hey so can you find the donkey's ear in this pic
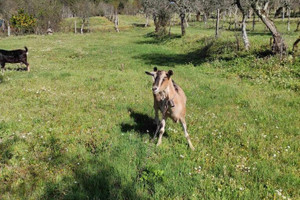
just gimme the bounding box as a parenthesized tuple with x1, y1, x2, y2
(153, 67, 158, 72)
(167, 70, 173, 77)
(145, 71, 154, 76)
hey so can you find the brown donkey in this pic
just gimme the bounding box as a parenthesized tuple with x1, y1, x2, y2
(145, 67, 195, 150)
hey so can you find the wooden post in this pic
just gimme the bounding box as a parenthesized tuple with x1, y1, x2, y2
(287, 8, 290, 31)
(145, 14, 149, 27)
(2, 19, 5, 32)
(215, 9, 220, 38)
(7, 21, 10, 37)
(114, 10, 119, 32)
(180, 12, 186, 36)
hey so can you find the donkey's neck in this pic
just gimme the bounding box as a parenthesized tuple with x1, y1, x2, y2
(159, 79, 177, 100)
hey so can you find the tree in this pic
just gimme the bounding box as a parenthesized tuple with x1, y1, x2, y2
(250, 0, 287, 55)
(72, 0, 94, 34)
(0, 0, 18, 36)
(172, 0, 193, 36)
(236, 0, 250, 50)
(142, 0, 174, 35)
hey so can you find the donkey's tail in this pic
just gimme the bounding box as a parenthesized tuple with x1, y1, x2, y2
(24, 46, 28, 52)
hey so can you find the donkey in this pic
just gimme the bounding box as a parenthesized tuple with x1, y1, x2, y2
(145, 67, 195, 150)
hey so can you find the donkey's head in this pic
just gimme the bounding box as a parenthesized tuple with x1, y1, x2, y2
(145, 67, 173, 94)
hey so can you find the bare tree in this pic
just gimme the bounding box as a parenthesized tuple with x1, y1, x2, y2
(0, 0, 18, 36)
(250, 0, 287, 55)
(72, 0, 93, 34)
(142, 0, 173, 35)
(236, 0, 250, 50)
(172, 0, 193, 36)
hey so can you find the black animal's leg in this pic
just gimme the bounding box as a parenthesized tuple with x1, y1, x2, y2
(23, 61, 30, 72)
(1, 63, 5, 74)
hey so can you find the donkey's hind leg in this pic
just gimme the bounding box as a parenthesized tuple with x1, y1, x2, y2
(180, 118, 195, 150)
(152, 107, 160, 141)
(153, 122, 161, 141)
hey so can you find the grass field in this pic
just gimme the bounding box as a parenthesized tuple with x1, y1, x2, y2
(0, 16, 299, 199)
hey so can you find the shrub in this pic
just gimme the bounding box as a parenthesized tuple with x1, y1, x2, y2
(10, 9, 36, 34)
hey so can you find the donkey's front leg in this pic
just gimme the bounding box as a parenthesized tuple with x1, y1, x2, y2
(153, 121, 161, 141)
(157, 118, 166, 146)
(154, 107, 159, 125)
(152, 107, 160, 141)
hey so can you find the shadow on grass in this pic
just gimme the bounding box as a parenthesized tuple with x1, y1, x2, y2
(41, 158, 141, 200)
(120, 108, 157, 137)
(248, 32, 272, 36)
(136, 32, 182, 45)
(132, 23, 148, 27)
(134, 42, 214, 66)
(5, 66, 28, 71)
(254, 48, 274, 58)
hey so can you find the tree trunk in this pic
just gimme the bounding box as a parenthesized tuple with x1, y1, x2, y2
(185, 17, 189, 28)
(153, 14, 159, 33)
(7, 21, 10, 37)
(114, 10, 119, 33)
(241, 15, 250, 50)
(2, 19, 5, 33)
(282, 7, 285, 21)
(252, 11, 255, 31)
(180, 12, 186, 36)
(168, 16, 173, 36)
(145, 15, 149, 27)
(228, 9, 232, 30)
(87, 18, 90, 33)
(196, 11, 200, 21)
(251, 1, 287, 55)
(203, 12, 207, 25)
(287, 8, 290, 31)
(234, 6, 238, 30)
(75, 20, 77, 34)
(215, 9, 220, 38)
(292, 38, 300, 62)
(80, 18, 85, 34)
(236, 0, 250, 51)
(296, 21, 300, 32)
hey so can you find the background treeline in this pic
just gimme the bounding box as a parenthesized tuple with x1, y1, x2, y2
(0, 0, 300, 54)
(0, 0, 142, 34)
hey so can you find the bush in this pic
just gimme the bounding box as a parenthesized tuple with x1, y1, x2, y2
(10, 9, 36, 34)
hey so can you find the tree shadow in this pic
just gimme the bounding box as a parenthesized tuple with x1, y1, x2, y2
(136, 32, 182, 45)
(0, 136, 17, 165)
(133, 42, 214, 67)
(254, 48, 274, 58)
(132, 23, 148, 27)
(120, 108, 157, 137)
(248, 32, 272, 36)
(41, 158, 141, 200)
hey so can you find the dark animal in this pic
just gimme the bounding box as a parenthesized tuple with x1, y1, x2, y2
(0, 47, 30, 73)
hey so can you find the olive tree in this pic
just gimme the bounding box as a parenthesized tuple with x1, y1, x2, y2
(250, 0, 287, 55)
(235, 0, 251, 50)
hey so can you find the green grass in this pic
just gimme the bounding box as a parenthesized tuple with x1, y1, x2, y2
(0, 16, 299, 200)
